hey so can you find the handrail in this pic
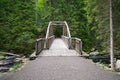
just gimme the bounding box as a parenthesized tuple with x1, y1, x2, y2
(36, 38, 45, 55)
(62, 35, 71, 48)
(64, 21, 71, 38)
(47, 35, 55, 39)
(71, 37, 82, 55)
(62, 36, 83, 54)
(45, 21, 52, 39)
(46, 35, 55, 49)
(36, 36, 55, 55)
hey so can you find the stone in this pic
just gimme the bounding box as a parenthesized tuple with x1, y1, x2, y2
(0, 56, 5, 60)
(29, 51, 37, 60)
(91, 48, 97, 52)
(80, 51, 89, 58)
(0, 67, 9, 72)
(5, 55, 17, 60)
(116, 60, 120, 71)
(90, 51, 99, 56)
(0, 60, 13, 66)
(0, 61, 3, 66)
(14, 58, 22, 63)
(0, 52, 19, 57)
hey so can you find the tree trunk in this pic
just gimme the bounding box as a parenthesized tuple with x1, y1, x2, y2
(109, 0, 114, 70)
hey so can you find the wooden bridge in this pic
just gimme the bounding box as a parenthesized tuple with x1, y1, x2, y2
(35, 21, 82, 56)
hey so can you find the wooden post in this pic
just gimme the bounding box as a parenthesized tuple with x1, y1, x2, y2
(110, 0, 114, 70)
(49, 26, 52, 36)
(36, 41, 38, 55)
(63, 26, 65, 36)
(51, 26, 53, 36)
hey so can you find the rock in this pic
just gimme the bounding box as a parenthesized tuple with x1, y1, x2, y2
(91, 48, 97, 52)
(14, 58, 22, 63)
(90, 51, 99, 56)
(81, 51, 89, 58)
(29, 51, 37, 60)
(89, 54, 110, 64)
(0, 51, 19, 57)
(0, 56, 5, 60)
(0, 60, 13, 66)
(116, 60, 120, 71)
(0, 67, 9, 72)
(0, 61, 3, 66)
(5, 56, 17, 60)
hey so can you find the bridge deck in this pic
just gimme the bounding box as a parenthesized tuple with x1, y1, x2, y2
(39, 39, 79, 56)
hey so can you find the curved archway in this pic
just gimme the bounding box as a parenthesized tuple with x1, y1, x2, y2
(45, 21, 71, 39)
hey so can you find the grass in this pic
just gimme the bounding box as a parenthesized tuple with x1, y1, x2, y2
(0, 53, 6, 60)
(0, 53, 6, 57)
(11, 62, 23, 72)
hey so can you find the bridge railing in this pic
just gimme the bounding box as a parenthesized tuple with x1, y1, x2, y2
(71, 38, 82, 55)
(36, 38, 45, 55)
(36, 35, 55, 55)
(62, 35, 82, 54)
(62, 35, 71, 49)
(46, 35, 55, 49)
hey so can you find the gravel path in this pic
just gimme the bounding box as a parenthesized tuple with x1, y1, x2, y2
(1, 57, 120, 80)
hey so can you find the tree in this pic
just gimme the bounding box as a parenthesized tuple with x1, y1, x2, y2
(109, 0, 114, 70)
(0, 0, 39, 55)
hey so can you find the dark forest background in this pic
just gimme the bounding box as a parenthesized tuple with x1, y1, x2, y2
(0, 0, 120, 55)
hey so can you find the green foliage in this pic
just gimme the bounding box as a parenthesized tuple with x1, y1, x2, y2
(36, 0, 91, 51)
(85, 0, 120, 54)
(0, 0, 120, 55)
(113, 0, 120, 50)
(85, 0, 110, 52)
(11, 62, 23, 72)
(0, 0, 39, 55)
